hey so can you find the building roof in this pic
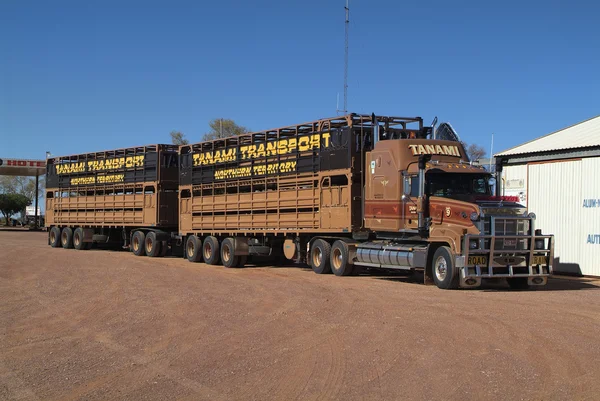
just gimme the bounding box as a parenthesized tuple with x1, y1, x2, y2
(496, 115, 600, 157)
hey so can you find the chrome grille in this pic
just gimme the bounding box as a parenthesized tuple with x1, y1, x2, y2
(483, 217, 531, 250)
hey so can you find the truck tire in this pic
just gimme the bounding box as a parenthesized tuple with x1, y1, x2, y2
(507, 277, 529, 290)
(145, 232, 161, 257)
(221, 238, 239, 268)
(431, 246, 459, 289)
(203, 236, 220, 265)
(131, 231, 146, 256)
(49, 227, 61, 248)
(73, 228, 86, 250)
(61, 227, 74, 249)
(310, 239, 332, 274)
(185, 235, 202, 262)
(331, 240, 352, 276)
(159, 241, 168, 257)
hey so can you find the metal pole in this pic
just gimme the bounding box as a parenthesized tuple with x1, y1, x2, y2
(343, 0, 349, 113)
(34, 173, 39, 229)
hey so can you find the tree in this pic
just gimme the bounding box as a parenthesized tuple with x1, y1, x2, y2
(0, 193, 31, 225)
(0, 176, 45, 205)
(170, 131, 189, 145)
(466, 143, 487, 162)
(460, 143, 486, 162)
(203, 118, 249, 141)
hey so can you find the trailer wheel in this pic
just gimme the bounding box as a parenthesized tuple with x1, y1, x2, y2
(507, 277, 529, 290)
(221, 238, 239, 268)
(61, 227, 74, 249)
(236, 255, 248, 268)
(185, 235, 202, 262)
(203, 236, 220, 265)
(131, 231, 146, 256)
(330, 240, 352, 276)
(145, 232, 161, 257)
(432, 246, 459, 289)
(310, 239, 332, 274)
(49, 227, 61, 248)
(73, 228, 86, 250)
(159, 241, 168, 257)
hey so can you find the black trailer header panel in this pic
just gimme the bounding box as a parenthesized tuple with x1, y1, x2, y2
(46, 144, 179, 188)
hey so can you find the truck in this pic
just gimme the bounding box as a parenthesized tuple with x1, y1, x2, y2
(45, 113, 554, 290)
(45, 144, 179, 255)
(178, 113, 554, 289)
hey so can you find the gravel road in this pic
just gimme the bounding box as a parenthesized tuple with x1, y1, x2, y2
(1, 231, 599, 400)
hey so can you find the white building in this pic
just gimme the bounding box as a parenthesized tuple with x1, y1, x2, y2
(495, 115, 600, 276)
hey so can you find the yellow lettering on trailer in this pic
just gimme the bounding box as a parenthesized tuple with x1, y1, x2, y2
(193, 132, 332, 166)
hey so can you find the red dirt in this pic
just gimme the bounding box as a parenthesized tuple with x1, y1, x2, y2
(1, 231, 599, 400)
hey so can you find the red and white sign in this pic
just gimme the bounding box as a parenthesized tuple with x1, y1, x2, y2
(0, 159, 45, 168)
(0, 158, 46, 177)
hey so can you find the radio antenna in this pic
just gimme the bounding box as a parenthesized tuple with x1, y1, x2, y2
(337, 0, 349, 114)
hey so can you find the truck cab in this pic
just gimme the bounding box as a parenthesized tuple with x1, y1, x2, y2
(360, 131, 553, 289)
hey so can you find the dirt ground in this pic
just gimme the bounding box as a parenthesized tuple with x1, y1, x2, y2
(1, 231, 599, 401)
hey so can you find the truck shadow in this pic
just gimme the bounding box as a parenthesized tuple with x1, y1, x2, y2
(375, 274, 600, 291)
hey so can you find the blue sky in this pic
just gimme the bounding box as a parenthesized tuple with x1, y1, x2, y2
(1, 0, 599, 159)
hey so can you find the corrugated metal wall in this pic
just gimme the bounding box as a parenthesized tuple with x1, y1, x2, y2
(527, 160, 584, 275)
(504, 159, 599, 276)
(578, 158, 600, 276)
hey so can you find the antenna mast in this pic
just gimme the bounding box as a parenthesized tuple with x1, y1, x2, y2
(338, 0, 349, 114)
(343, 0, 349, 113)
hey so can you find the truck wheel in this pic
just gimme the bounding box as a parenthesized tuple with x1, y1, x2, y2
(236, 255, 248, 268)
(73, 228, 86, 250)
(310, 239, 332, 274)
(203, 236, 220, 265)
(432, 246, 459, 289)
(159, 241, 168, 257)
(145, 232, 161, 257)
(507, 278, 529, 290)
(49, 227, 61, 248)
(131, 231, 146, 256)
(331, 240, 352, 276)
(61, 227, 74, 249)
(185, 235, 202, 262)
(221, 238, 239, 268)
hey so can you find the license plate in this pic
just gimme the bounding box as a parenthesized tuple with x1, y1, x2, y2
(468, 256, 487, 265)
(532, 255, 546, 265)
(503, 239, 518, 247)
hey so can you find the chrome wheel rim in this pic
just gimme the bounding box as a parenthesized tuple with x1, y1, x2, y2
(312, 247, 322, 266)
(133, 236, 140, 251)
(332, 248, 342, 269)
(435, 256, 448, 281)
(187, 240, 194, 257)
(222, 244, 231, 263)
(203, 243, 212, 260)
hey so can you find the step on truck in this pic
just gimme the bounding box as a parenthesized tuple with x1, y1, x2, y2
(45, 144, 179, 256)
(178, 113, 554, 289)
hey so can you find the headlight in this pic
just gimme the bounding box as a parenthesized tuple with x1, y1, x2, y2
(469, 240, 478, 249)
(528, 212, 536, 219)
(470, 212, 480, 221)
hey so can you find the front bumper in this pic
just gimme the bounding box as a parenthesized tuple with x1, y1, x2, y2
(457, 233, 554, 288)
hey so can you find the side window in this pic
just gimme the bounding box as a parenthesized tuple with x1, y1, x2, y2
(410, 175, 420, 197)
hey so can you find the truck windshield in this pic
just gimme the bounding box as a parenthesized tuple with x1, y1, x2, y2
(426, 173, 491, 200)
